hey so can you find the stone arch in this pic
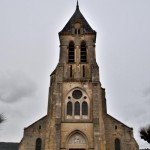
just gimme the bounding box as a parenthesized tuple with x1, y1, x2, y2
(65, 87, 89, 102)
(66, 130, 88, 150)
(81, 40, 86, 46)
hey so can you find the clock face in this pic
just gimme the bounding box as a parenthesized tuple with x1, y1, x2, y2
(72, 90, 82, 99)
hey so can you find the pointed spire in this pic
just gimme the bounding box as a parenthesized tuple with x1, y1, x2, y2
(59, 0, 96, 34)
(76, 0, 79, 10)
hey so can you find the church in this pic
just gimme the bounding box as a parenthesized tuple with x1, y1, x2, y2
(19, 2, 139, 150)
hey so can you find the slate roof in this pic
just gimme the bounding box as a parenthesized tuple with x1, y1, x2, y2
(60, 2, 96, 34)
(0, 142, 19, 150)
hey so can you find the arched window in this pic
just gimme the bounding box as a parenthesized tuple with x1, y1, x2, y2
(74, 102, 80, 115)
(82, 101, 88, 115)
(115, 138, 121, 150)
(65, 89, 89, 119)
(68, 41, 75, 63)
(35, 138, 42, 150)
(80, 41, 87, 63)
(67, 101, 72, 115)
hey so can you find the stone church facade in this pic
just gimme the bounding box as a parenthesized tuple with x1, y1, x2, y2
(19, 2, 139, 150)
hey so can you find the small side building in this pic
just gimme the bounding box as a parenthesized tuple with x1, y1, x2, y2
(0, 142, 19, 150)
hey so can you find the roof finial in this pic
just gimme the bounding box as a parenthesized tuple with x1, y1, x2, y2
(76, 0, 79, 9)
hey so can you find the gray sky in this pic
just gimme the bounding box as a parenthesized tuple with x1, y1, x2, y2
(0, 0, 150, 149)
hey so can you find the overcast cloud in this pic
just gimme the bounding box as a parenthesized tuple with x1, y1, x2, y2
(0, 0, 150, 149)
(0, 71, 36, 103)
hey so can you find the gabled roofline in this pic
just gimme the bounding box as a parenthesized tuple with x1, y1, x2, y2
(107, 114, 133, 130)
(24, 115, 47, 130)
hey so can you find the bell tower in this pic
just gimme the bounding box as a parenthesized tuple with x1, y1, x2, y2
(56, 2, 99, 82)
(46, 2, 107, 150)
(19, 2, 139, 150)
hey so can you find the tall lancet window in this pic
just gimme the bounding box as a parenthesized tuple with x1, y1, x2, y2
(67, 101, 72, 115)
(74, 101, 80, 115)
(35, 138, 42, 150)
(115, 138, 121, 150)
(68, 41, 75, 63)
(82, 101, 88, 115)
(80, 41, 87, 63)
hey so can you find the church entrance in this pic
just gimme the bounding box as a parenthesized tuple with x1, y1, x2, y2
(67, 132, 88, 150)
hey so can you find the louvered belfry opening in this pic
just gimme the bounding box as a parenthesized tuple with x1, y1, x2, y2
(68, 41, 75, 63)
(80, 41, 87, 63)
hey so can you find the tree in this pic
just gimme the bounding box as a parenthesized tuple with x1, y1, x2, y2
(0, 114, 5, 124)
(140, 125, 150, 144)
